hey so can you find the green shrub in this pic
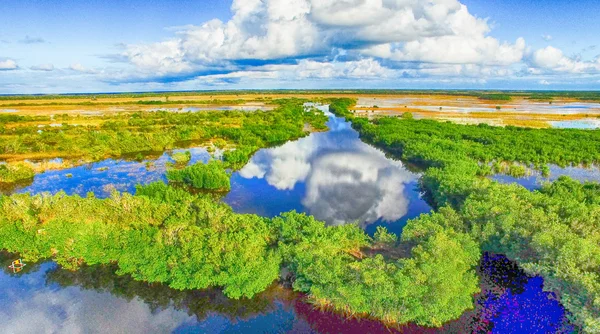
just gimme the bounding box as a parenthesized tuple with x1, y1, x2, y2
(166, 161, 231, 191)
(0, 163, 34, 183)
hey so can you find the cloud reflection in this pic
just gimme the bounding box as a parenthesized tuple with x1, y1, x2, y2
(238, 111, 417, 227)
(0, 288, 193, 334)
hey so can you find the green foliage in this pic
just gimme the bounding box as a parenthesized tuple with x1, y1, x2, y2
(478, 93, 512, 101)
(274, 211, 480, 326)
(0, 185, 281, 299)
(462, 178, 600, 332)
(0, 188, 482, 328)
(166, 161, 231, 191)
(0, 163, 34, 183)
(223, 146, 259, 170)
(507, 164, 527, 177)
(373, 226, 398, 245)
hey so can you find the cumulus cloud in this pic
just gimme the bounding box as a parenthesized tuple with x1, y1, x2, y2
(30, 63, 55, 71)
(541, 34, 553, 42)
(530, 46, 600, 73)
(0, 59, 18, 70)
(366, 37, 525, 66)
(118, 0, 526, 83)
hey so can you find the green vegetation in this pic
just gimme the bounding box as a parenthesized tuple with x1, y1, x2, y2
(0, 183, 479, 326)
(170, 151, 192, 165)
(277, 210, 479, 326)
(329, 98, 600, 332)
(478, 94, 512, 101)
(0, 99, 327, 166)
(3, 94, 600, 330)
(0, 163, 34, 183)
(166, 161, 231, 191)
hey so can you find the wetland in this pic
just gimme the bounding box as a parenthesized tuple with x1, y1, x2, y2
(1, 91, 600, 333)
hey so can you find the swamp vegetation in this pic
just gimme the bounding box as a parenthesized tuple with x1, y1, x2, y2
(0, 96, 599, 331)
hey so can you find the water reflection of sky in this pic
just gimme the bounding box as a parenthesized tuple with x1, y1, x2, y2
(0, 252, 572, 334)
(225, 106, 432, 235)
(493, 165, 600, 191)
(0, 259, 314, 334)
(9, 148, 216, 198)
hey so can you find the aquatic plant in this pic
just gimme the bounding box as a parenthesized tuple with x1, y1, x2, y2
(0, 99, 328, 178)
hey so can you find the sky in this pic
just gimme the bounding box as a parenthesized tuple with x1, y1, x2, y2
(1, 0, 599, 94)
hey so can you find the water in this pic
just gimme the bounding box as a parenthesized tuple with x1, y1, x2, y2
(0, 251, 571, 334)
(0, 105, 574, 332)
(550, 119, 600, 129)
(492, 165, 600, 191)
(225, 105, 431, 235)
(4, 148, 217, 198)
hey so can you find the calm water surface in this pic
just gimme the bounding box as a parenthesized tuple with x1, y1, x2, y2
(0, 105, 574, 332)
(492, 164, 600, 190)
(225, 106, 430, 235)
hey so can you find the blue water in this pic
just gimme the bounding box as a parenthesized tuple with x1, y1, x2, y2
(0, 251, 572, 334)
(551, 120, 599, 129)
(5, 147, 215, 198)
(225, 106, 431, 235)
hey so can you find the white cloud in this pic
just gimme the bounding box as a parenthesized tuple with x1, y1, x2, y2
(539, 80, 550, 85)
(0, 59, 18, 70)
(69, 63, 98, 74)
(367, 37, 525, 65)
(120, 0, 526, 81)
(290, 58, 394, 79)
(530, 46, 600, 73)
(30, 63, 55, 71)
(19, 35, 46, 44)
(542, 34, 553, 42)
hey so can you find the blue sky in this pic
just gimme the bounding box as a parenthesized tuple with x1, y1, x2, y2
(1, 0, 599, 94)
